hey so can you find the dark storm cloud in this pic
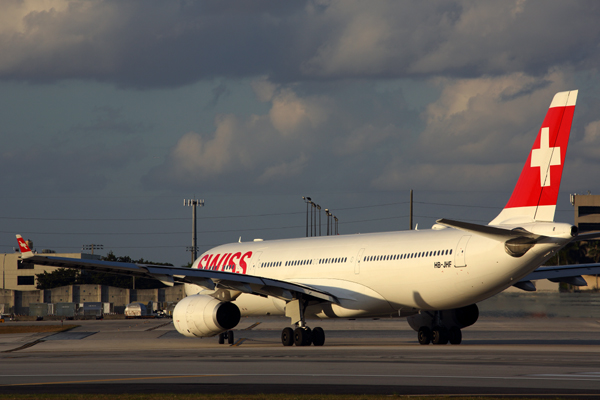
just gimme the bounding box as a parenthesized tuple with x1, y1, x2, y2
(2, 1, 600, 88)
(67, 106, 152, 135)
(0, 140, 143, 193)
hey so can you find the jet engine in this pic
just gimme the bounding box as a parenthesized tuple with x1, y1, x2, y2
(407, 304, 479, 332)
(173, 294, 241, 338)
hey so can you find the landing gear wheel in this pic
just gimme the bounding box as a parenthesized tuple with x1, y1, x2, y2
(281, 327, 294, 346)
(432, 327, 448, 345)
(418, 326, 431, 345)
(227, 330, 235, 345)
(311, 327, 325, 346)
(448, 327, 462, 345)
(304, 327, 312, 346)
(218, 332, 225, 344)
(294, 327, 312, 346)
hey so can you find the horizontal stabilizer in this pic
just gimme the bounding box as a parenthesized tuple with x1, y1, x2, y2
(520, 263, 600, 284)
(436, 219, 542, 241)
(513, 281, 536, 291)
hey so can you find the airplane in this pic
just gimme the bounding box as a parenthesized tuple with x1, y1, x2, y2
(17, 89, 598, 346)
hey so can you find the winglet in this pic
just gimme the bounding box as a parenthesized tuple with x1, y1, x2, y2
(16, 235, 34, 259)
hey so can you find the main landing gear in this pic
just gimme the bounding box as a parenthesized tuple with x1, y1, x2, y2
(417, 326, 462, 345)
(218, 330, 235, 345)
(281, 297, 326, 346)
(281, 326, 325, 346)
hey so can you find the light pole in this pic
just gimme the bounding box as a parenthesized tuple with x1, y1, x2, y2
(312, 202, 317, 237)
(410, 189, 413, 230)
(82, 244, 103, 255)
(325, 209, 330, 235)
(184, 199, 204, 264)
(317, 205, 321, 236)
(334, 216, 339, 235)
(309, 200, 313, 237)
(302, 196, 311, 237)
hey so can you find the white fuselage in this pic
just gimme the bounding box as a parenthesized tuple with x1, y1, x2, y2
(185, 224, 569, 319)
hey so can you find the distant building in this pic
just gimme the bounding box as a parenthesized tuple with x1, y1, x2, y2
(572, 194, 600, 233)
(571, 194, 600, 290)
(1, 246, 101, 291)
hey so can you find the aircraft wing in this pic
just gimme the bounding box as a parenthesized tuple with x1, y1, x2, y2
(513, 263, 600, 291)
(16, 236, 339, 305)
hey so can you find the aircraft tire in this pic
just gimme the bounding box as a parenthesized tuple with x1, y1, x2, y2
(418, 326, 431, 345)
(227, 330, 235, 345)
(218, 332, 225, 344)
(281, 327, 294, 346)
(449, 328, 462, 345)
(432, 327, 448, 345)
(294, 327, 312, 346)
(312, 327, 325, 346)
(303, 327, 312, 346)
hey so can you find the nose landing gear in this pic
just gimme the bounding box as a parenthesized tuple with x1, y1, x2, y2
(218, 330, 235, 345)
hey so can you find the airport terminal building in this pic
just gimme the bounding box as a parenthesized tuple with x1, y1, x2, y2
(0, 244, 184, 315)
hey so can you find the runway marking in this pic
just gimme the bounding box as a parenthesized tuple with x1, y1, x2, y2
(530, 373, 600, 378)
(1, 339, 43, 353)
(4, 374, 228, 386)
(231, 338, 247, 346)
(4, 372, 600, 385)
(242, 322, 262, 330)
(145, 321, 173, 331)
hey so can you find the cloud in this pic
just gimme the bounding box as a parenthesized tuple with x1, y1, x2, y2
(0, 140, 143, 193)
(269, 88, 328, 135)
(144, 80, 334, 190)
(372, 161, 518, 192)
(371, 71, 577, 191)
(67, 106, 151, 136)
(205, 82, 231, 109)
(2, 1, 600, 87)
(143, 78, 412, 191)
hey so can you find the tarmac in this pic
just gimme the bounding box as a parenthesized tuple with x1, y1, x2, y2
(1, 316, 600, 396)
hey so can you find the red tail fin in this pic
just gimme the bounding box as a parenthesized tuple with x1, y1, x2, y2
(490, 90, 578, 225)
(16, 234, 34, 258)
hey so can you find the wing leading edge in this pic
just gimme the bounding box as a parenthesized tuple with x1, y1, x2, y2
(16, 235, 339, 304)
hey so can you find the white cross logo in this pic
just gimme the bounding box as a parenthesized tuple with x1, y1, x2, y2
(530, 127, 561, 187)
(19, 241, 27, 249)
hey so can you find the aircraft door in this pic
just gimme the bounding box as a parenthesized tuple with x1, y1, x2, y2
(250, 251, 262, 275)
(355, 248, 365, 274)
(454, 236, 471, 267)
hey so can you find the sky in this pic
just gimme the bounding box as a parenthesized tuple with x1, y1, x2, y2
(2, 0, 600, 267)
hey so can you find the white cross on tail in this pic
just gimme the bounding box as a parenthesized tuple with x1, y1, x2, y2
(530, 127, 561, 187)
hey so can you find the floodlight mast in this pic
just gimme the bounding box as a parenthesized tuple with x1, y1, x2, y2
(184, 199, 204, 264)
(82, 244, 103, 255)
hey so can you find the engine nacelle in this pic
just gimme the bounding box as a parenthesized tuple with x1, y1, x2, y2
(407, 304, 479, 332)
(173, 294, 241, 338)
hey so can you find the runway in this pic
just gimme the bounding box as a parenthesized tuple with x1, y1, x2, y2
(1, 316, 600, 396)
